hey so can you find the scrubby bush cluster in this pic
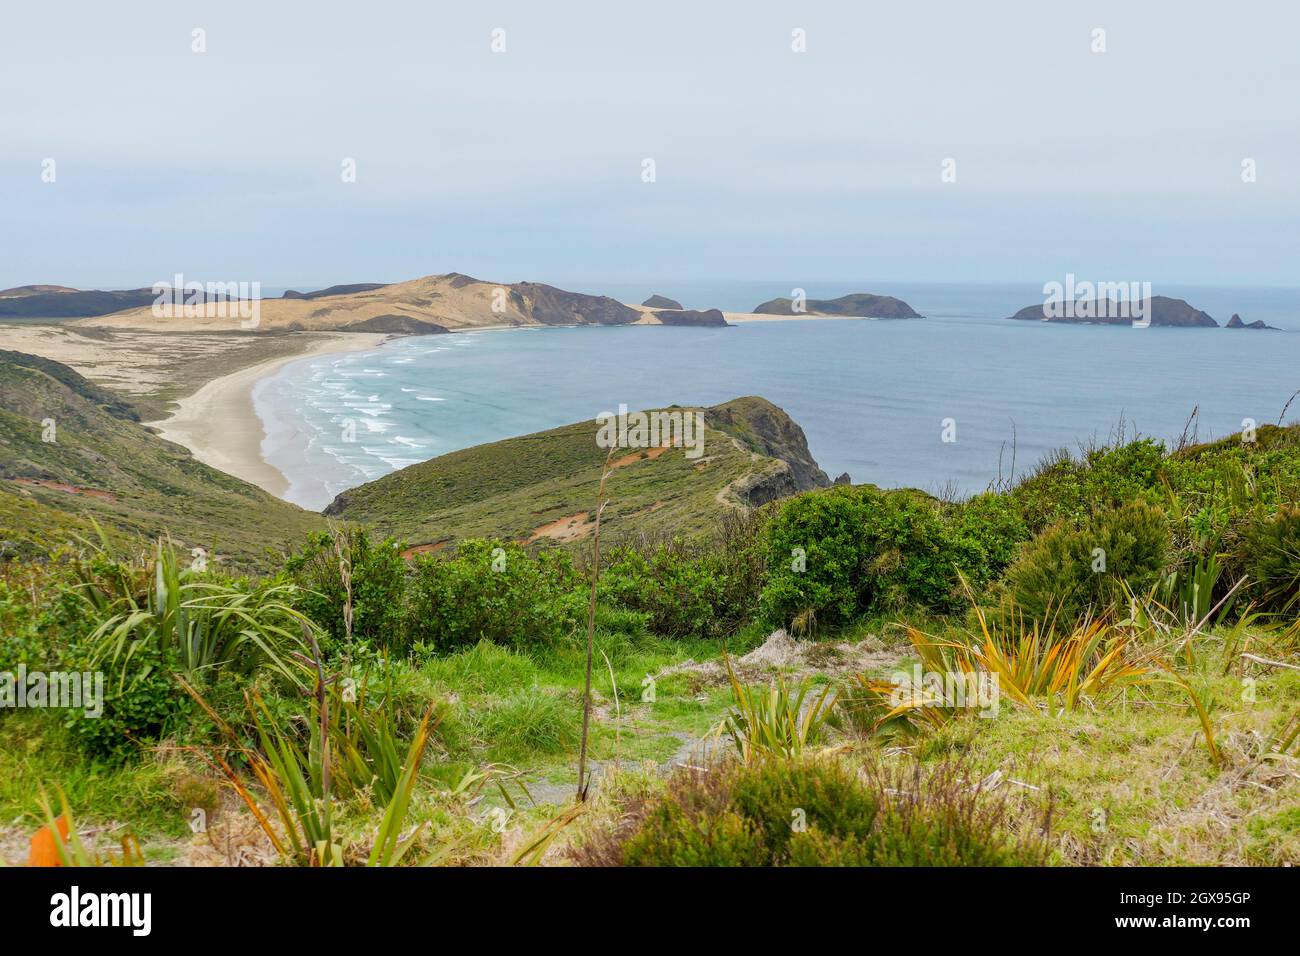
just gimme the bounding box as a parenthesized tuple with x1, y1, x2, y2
(571, 758, 1050, 867)
(759, 485, 1026, 627)
(598, 514, 765, 640)
(7, 426, 1300, 768)
(1001, 501, 1170, 623)
(756, 426, 1300, 632)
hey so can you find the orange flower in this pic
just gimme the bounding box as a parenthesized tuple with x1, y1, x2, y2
(28, 814, 70, 867)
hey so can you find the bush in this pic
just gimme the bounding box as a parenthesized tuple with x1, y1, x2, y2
(759, 486, 1019, 629)
(947, 493, 1028, 592)
(404, 540, 582, 652)
(599, 545, 727, 640)
(1010, 439, 1168, 534)
(1002, 500, 1171, 623)
(283, 528, 408, 656)
(575, 757, 1049, 867)
(1239, 505, 1300, 612)
(759, 486, 872, 628)
(63, 642, 190, 762)
(597, 510, 769, 641)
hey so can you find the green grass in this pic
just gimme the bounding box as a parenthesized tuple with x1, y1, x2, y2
(472, 690, 580, 763)
(0, 351, 324, 571)
(399, 615, 743, 797)
(0, 711, 188, 838)
(419, 639, 539, 695)
(880, 636, 1300, 865)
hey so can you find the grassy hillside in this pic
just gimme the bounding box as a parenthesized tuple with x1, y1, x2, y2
(325, 396, 829, 549)
(0, 350, 324, 568)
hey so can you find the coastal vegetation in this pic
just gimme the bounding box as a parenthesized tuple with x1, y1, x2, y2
(1, 350, 1298, 867)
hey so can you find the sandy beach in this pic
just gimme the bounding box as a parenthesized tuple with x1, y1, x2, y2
(626, 304, 888, 325)
(722, 311, 883, 324)
(147, 332, 388, 498)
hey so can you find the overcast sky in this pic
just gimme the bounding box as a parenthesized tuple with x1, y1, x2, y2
(1, 0, 1296, 289)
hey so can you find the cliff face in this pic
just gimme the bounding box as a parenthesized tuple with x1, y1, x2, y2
(753, 293, 922, 319)
(511, 281, 642, 326)
(1007, 295, 1218, 327)
(704, 396, 831, 492)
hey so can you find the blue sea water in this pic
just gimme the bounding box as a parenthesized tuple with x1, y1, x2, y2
(254, 282, 1300, 511)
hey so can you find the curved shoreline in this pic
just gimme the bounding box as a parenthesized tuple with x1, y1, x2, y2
(141, 316, 830, 502)
(140, 314, 929, 504)
(146, 332, 389, 499)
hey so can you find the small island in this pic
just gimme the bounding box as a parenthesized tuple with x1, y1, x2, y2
(1226, 313, 1279, 330)
(1007, 295, 1217, 327)
(752, 293, 922, 319)
(642, 294, 684, 310)
(652, 307, 728, 327)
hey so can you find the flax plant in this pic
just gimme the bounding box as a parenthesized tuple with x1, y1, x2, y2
(720, 657, 836, 761)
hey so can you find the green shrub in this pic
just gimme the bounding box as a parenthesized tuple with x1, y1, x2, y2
(948, 493, 1028, 591)
(63, 643, 190, 762)
(599, 545, 728, 639)
(404, 540, 581, 652)
(1010, 439, 1168, 534)
(759, 486, 870, 628)
(283, 528, 408, 656)
(759, 486, 1017, 628)
(84, 540, 311, 689)
(1002, 500, 1171, 623)
(597, 510, 768, 641)
(579, 757, 1049, 867)
(1239, 505, 1300, 612)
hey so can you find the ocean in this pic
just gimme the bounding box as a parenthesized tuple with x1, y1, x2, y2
(253, 282, 1300, 511)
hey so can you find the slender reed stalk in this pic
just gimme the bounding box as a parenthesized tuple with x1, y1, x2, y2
(576, 448, 614, 802)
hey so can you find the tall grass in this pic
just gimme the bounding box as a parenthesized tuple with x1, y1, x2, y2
(180, 676, 439, 866)
(577, 448, 614, 801)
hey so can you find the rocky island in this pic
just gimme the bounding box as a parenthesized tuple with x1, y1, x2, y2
(1006, 295, 1218, 327)
(753, 292, 922, 319)
(642, 294, 684, 310)
(651, 307, 729, 327)
(1226, 313, 1279, 330)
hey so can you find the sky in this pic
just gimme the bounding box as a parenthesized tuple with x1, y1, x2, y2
(1, 0, 1296, 290)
